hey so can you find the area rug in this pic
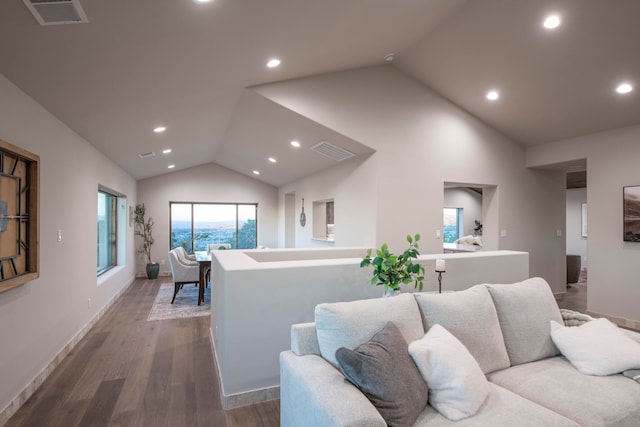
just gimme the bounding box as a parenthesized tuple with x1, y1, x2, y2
(147, 282, 210, 321)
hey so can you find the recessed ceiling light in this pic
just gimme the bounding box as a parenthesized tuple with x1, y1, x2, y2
(253, 170, 260, 175)
(153, 126, 166, 133)
(290, 140, 301, 148)
(616, 83, 633, 94)
(162, 149, 172, 154)
(383, 53, 395, 62)
(195, 0, 212, 2)
(486, 90, 500, 101)
(168, 164, 175, 169)
(268, 157, 277, 163)
(543, 15, 561, 29)
(266, 58, 281, 68)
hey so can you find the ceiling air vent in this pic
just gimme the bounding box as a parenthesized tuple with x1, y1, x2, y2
(310, 140, 355, 162)
(22, 0, 89, 26)
(138, 151, 156, 159)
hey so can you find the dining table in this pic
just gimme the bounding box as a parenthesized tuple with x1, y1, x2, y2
(194, 251, 211, 305)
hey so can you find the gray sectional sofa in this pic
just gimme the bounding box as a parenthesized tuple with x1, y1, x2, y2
(280, 278, 640, 426)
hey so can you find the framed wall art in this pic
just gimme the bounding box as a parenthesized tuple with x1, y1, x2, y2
(623, 185, 640, 242)
(581, 203, 587, 238)
(0, 139, 40, 293)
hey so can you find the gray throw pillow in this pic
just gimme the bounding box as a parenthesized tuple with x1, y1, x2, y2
(335, 321, 428, 427)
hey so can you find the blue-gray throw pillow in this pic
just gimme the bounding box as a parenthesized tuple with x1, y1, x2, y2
(335, 321, 428, 427)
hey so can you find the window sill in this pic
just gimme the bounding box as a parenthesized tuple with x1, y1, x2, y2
(312, 238, 335, 244)
(97, 265, 125, 287)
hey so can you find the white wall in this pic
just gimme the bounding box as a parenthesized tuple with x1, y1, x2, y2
(136, 162, 279, 276)
(278, 154, 378, 249)
(444, 187, 483, 237)
(566, 188, 587, 267)
(256, 65, 566, 292)
(0, 74, 136, 419)
(528, 124, 640, 325)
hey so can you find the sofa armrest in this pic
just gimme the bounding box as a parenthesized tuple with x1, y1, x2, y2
(623, 328, 640, 344)
(280, 351, 385, 427)
(291, 322, 320, 356)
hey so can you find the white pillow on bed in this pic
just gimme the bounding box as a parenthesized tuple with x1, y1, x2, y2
(550, 318, 640, 376)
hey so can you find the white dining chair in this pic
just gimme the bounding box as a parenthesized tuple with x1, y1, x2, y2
(167, 249, 199, 304)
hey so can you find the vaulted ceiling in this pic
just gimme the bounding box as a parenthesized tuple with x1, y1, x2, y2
(1, 0, 638, 185)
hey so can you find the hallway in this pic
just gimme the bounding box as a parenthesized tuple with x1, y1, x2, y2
(5, 279, 279, 427)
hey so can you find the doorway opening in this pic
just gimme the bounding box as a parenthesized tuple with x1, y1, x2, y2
(284, 193, 296, 248)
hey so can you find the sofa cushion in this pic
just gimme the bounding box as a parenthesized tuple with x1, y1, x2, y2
(488, 356, 640, 427)
(408, 324, 489, 421)
(550, 318, 640, 375)
(315, 293, 424, 367)
(413, 382, 579, 427)
(487, 277, 563, 366)
(414, 285, 510, 373)
(336, 321, 428, 427)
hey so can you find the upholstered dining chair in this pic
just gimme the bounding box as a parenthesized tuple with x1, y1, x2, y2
(175, 246, 197, 265)
(173, 246, 200, 288)
(167, 249, 199, 304)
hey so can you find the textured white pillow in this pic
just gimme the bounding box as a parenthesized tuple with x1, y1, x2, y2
(487, 277, 563, 365)
(414, 285, 510, 374)
(550, 318, 640, 376)
(408, 324, 489, 421)
(315, 293, 424, 367)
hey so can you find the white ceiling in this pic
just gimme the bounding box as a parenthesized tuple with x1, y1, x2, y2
(1, 0, 638, 185)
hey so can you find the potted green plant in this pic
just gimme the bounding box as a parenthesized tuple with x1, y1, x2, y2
(360, 233, 425, 296)
(134, 203, 159, 279)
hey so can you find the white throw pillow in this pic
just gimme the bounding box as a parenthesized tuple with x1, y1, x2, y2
(408, 324, 489, 421)
(550, 318, 640, 376)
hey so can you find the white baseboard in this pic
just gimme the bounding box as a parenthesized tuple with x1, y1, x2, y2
(208, 327, 279, 410)
(135, 271, 171, 278)
(0, 276, 136, 426)
(587, 311, 640, 332)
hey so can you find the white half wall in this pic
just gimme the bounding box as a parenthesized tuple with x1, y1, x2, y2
(211, 248, 528, 407)
(136, 162, 279, 276)
(0, 73, 136, 420)
(255, 65, 566, 292)
(527, 124, 640, 325)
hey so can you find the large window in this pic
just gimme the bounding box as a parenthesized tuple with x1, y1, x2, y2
(170, 202, 257, 252)
(97, 190, 117, 274)
(443, 207, 463, 244)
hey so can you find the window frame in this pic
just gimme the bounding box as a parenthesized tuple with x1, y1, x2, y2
(443, 207, 464, 244)
(97, 189, 118, 276)
(169, 202, 258, 252)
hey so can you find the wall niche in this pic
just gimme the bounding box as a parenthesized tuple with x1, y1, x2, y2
(312, 199, 334, 242)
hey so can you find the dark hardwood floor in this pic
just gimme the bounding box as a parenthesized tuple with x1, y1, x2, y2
(557, 284, 587, 313)
(557, 269, 587, 313)
(6, 279, 279, 427)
